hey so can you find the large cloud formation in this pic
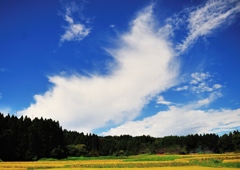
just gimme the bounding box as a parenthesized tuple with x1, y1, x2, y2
(103, 106, 240, 137)
(19, 6, 178, 133)
(102, 0, 240, 136)
(20, 0, 240, 136)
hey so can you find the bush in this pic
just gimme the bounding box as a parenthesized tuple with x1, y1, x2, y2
(50, 146, 66, 159)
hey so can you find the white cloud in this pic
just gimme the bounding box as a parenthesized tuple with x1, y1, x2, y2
(176, 0, 240, 53)
(60, 3, 91, 44)
(190, 79, 198, 85)
(188, 72, 222, 94)
(65, 15, 74, 24)
(213, 84, 222, 89)
(19, 5, 178, 133)
(102, 93, 239, 137)
(191, 82, 213, 93)
(173, 72, 222, 94)
(60, 14, 90, 43)
(157, 24, 174, 39)
(195, 91, 222, 107)
(190, 72, 211, 83)
(156, 95, 172, 105)
(174, 85, 188, 91)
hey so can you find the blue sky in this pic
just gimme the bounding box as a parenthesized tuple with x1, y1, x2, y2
(0, 0, 240, 137)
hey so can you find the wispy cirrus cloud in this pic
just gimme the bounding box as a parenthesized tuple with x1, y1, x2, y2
(59, 1, 91, 44)
(176, 0, 240, 53)
(195, 91, 222, 107)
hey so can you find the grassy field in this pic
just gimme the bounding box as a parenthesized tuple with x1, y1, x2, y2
(0, 153, 239, 170)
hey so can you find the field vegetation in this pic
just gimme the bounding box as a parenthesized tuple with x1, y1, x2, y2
(0, 153, 239, 170)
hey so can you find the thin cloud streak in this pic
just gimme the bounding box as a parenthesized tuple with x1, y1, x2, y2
(176, 0, 240, 54)
(19, 6, 178, 133)
(174, 85, 188, 91)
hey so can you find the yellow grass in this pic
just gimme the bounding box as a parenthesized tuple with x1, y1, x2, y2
(223, 159, 240, 163)
(1, 166, 239, 170)
(33, 167, 240, 170)
(0, 153, 239, 170)
(179, 153, 240, 161)
(0, 168, 233, 170)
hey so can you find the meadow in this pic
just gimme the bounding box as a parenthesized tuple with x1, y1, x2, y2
(0, 153, 239, 170)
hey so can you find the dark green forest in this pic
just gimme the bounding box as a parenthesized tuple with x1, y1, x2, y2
(0, 113, 239, 161)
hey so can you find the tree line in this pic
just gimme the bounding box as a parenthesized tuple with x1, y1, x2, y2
(0, 113, 239, 161)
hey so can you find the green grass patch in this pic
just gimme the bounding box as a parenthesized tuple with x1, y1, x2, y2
(124, 154, 181, 161)
(68, 162, 189, 168)
(189, 158, 222, 167)
(65, 155, 127, 160)
(38, 158, 58, 161)
(222, 162, 240, 168)
(189, 158, 240, 168)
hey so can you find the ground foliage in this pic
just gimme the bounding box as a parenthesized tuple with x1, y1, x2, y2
(0, 113, 240, 161)
(0, 154, 239, 169)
